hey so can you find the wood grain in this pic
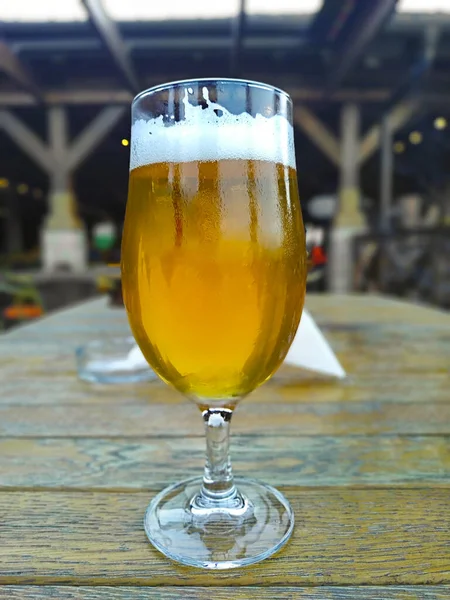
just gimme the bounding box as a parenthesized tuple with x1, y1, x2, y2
(1, 295, 450, 594)
(1, 489, 449, 586)
(2, 400, 450, 437)
(1, 370, 449, 406)
(309, 294, 450, 327)
(2, 296, 449, 410)
(5, 326, 449, 374)
(3, 296, 449, 345)
(1, 586, 450, 599)
(1, 435, 450, 490)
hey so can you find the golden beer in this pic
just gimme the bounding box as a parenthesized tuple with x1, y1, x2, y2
(122, 158, 306, 400)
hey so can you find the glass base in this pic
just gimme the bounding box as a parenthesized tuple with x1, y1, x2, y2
(144, 476, 294, 569)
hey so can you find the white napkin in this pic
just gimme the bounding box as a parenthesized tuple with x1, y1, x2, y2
(126, 345, 150, 369)
(284, 309, 346, 379)
(88, 345, 149, 373)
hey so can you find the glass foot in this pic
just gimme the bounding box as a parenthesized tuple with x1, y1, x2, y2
(144, 476, 294, 569)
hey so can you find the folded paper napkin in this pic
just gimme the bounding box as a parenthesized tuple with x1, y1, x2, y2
(284, 309, 346, 379)
(126, 310, 345, 380)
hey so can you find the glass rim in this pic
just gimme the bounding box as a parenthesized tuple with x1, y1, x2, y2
(132, 77, 292, 106)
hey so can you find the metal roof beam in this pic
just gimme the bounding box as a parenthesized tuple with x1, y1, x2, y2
(382, 25, 440, 113)
(0, 41, 43, 102)
(357, 25, 440, 165)
(328, 0, 398, 90)
(230, 0, 246, 78)
(3, 87, 450, 107)
(81, 0, 140, 94)
(0, 109, 53, 172)
(0, 87, 392, 106)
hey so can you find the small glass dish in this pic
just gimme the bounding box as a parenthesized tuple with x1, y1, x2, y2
(76, 337, 157, 384)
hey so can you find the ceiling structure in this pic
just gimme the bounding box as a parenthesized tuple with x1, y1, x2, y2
(1, 0, 450, 243)
(1, 0, 449, 103)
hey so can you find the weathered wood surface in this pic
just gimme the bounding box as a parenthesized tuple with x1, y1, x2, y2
(1, 435, 450, 490)
(1, 370, 448, 405)
(1, 294, 449, 596)
(3, 399, 450, 436)
(1, 489, 450, 585)
(2, 587, 450, 599)
(1, 298, 448, 409)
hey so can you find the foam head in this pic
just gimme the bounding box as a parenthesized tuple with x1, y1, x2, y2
(130, 87, 295, 170)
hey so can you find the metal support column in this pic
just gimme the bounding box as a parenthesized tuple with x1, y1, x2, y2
(4, 188, 24, 254)
(230, 0, 246, 78)
(380, 114, 393, 231)
(378, 114, 395, 293)
(340, 103, 360, 193)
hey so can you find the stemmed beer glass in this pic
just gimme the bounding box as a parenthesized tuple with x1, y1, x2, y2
(122, 78, 307, 569)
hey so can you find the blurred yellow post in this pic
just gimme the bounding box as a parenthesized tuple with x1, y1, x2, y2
(0, 105, 124, 273)
(328, 103, 366, 293)
(41, 107, 88, 271)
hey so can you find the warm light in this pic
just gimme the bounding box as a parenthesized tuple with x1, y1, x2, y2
(409, 131, 423, 145)
(0, 178, 9, 189)
(17, 183, 29, 194)
(121, 138, 129, 147)
(394, 141, 406, 154)
(32, 189, 43, 199)
(434, 117, 447, 130)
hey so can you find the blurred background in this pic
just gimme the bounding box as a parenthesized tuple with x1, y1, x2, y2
(1, 0, 450, 330)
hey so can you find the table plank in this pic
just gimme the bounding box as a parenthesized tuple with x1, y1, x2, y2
(1, 489, 449, 586)
(309, 294, 450, 327)
(4, 296, 449, 344)
(5, 329, 449, 374)
(2, 400, 450, 437)
(2, 586, 450, 599)
(1, 298, 449, 410)
(1, 371, 449, 406)
(1, 294, 449, 594)
(1, 435, 450, 490)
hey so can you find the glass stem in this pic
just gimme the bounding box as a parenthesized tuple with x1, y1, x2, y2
(201, 408, 236, 502)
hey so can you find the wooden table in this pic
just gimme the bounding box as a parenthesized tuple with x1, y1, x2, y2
(1, 294, 450, 599)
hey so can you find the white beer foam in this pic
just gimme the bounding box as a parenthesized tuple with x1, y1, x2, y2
(130, 87, 295, 170)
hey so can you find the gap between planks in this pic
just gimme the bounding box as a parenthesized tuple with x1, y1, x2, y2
(3, 400, 450, 437)
(1, 585, 450, 599)
(1, 435, 450, 490)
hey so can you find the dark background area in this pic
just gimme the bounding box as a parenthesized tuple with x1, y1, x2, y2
(1, 0, 450, 250)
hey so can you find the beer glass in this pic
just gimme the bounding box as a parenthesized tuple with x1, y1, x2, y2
(122, 78, 307, 569)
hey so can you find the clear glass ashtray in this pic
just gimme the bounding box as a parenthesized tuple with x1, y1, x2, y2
(76, 337, 157, 384)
